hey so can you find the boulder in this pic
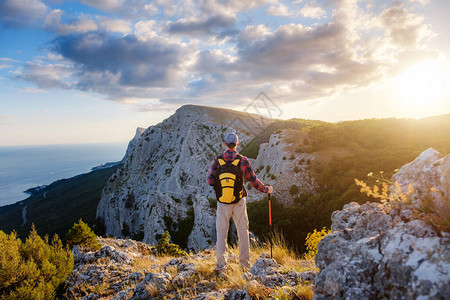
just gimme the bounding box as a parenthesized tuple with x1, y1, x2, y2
(314, 149, 450, 300)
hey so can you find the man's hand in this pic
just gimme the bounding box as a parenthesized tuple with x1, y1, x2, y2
(266, 185, 273, 194)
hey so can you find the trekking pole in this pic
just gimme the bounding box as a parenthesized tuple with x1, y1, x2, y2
(268, 191, 272, 259)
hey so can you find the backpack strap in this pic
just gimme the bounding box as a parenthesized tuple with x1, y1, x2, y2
(218, 154, 241, 166)
(232, 154, 242, 166)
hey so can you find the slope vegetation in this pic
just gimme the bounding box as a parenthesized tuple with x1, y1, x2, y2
(0, 165, 120, 240)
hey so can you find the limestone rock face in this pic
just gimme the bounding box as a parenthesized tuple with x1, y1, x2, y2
(97, 105, 272, 249)
(251, 132, 317, 205)
(314, 149, 450, 300)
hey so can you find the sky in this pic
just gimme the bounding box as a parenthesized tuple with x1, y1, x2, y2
(0, 0, 449, 146)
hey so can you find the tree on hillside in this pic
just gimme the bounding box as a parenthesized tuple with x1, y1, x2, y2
(65, 219, 102, 251)
(0, 225, 74, 299)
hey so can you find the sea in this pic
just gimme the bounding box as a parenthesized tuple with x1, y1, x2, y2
(0, 143, 128, 207)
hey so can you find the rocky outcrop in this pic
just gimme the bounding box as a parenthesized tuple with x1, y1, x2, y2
(65, 237, 316, 299)
(390, 147, 449, 212)
(122, 127, 146, 163)
(250, 132, 317, 205)
(97, 105, 272, 250)
(314, 149, 450, 299)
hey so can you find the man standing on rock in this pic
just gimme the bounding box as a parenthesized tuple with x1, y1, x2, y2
(208, 133, 273, 272)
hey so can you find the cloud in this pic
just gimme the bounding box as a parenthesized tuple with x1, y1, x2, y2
(19, 31, 194, 101)
(11, 0, 439, 110)
(78, 0, 124, 11)
(17, 62, 74, 89)
(0, 0, 47, 28)
(379, 2, 433, 48)
(166, 14, 236, 36)
(300, 1, 327, 19)
(267, 3, 292, 17)
(99, 17, 131, 33)
(44, 9, 97, 34)
(189, 1, 437, 104)
(0, 57, 19, 70)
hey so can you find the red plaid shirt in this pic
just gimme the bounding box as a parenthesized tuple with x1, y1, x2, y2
(207, 149, 268, 196)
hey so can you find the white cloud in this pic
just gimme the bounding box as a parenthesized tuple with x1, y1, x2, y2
(78, 0, 124, 11)
(0, 58, 19, 70)
(267, 3, 292, 17)
(44, 9, 97, 34)
(409, 0, 429, 5)
(300, 1, 327, 19)
(99, 18, 131, 33)
(17, 62, 75, 89)
(10, 0, 439, 110)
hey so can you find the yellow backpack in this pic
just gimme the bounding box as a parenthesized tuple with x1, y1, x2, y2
(214, 154, 244, 204)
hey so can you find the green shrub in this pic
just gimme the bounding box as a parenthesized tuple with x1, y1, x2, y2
(65, 219, 101, 251)
(155, 231, 187, 257)
(266, 165, 271, 173)
(0, 226, 74, 299)
(289, 185, 299, 195)
(207, 197, 217, 209)
(293, 166, 300, 173)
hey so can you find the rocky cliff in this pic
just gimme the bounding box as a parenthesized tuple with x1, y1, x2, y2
(96, 105, 274, 249)
(314, 148, 450, 299)
(249, 132, 317, 205)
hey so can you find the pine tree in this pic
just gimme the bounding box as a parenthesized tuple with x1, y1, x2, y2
(65, 219, 102, 251)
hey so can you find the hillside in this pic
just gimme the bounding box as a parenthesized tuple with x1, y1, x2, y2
(1, 106, 448, 255)
(0, 165, 120, 240)
(246, 114, 450, 252)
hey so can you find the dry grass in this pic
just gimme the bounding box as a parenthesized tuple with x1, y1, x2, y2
(144, 283, 160, 297)
(194, 259, 216, 279)
(245, 279, 272, 299)
(251, 230, 318, 273)
(292, 283, 315, 300)
(131, 256, 157, 272)
(107, 232, 318, 299)
(131, 253, 177, 273)
(217, 263, 246, 290)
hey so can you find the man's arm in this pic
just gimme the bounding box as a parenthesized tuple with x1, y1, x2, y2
(207, 157, 219, 186)
(241, 157, 269, 193)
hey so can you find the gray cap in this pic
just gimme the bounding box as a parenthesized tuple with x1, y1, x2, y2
(225, 133, 239, 145)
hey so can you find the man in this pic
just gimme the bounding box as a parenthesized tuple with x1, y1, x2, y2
(207, 133, 273, 271)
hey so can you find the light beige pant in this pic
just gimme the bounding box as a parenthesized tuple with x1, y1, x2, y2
(216, 197, 250, 269)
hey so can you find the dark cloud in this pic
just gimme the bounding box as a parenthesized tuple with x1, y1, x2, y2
(166, 14, 236, 36)
(0, 0, 47, 28)
(51, 32, 188, 88)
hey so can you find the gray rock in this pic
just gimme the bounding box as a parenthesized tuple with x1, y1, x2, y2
(225, 287, 251, 300)
(249, 254, 279, 276)
(132, 272, 172, 299)
(314, 149, 450, 300)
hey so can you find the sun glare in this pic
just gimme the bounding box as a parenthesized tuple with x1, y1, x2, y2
(396, 59, 447, 109)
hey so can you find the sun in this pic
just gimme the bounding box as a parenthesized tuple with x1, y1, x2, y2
(396, 59, 447, 109)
